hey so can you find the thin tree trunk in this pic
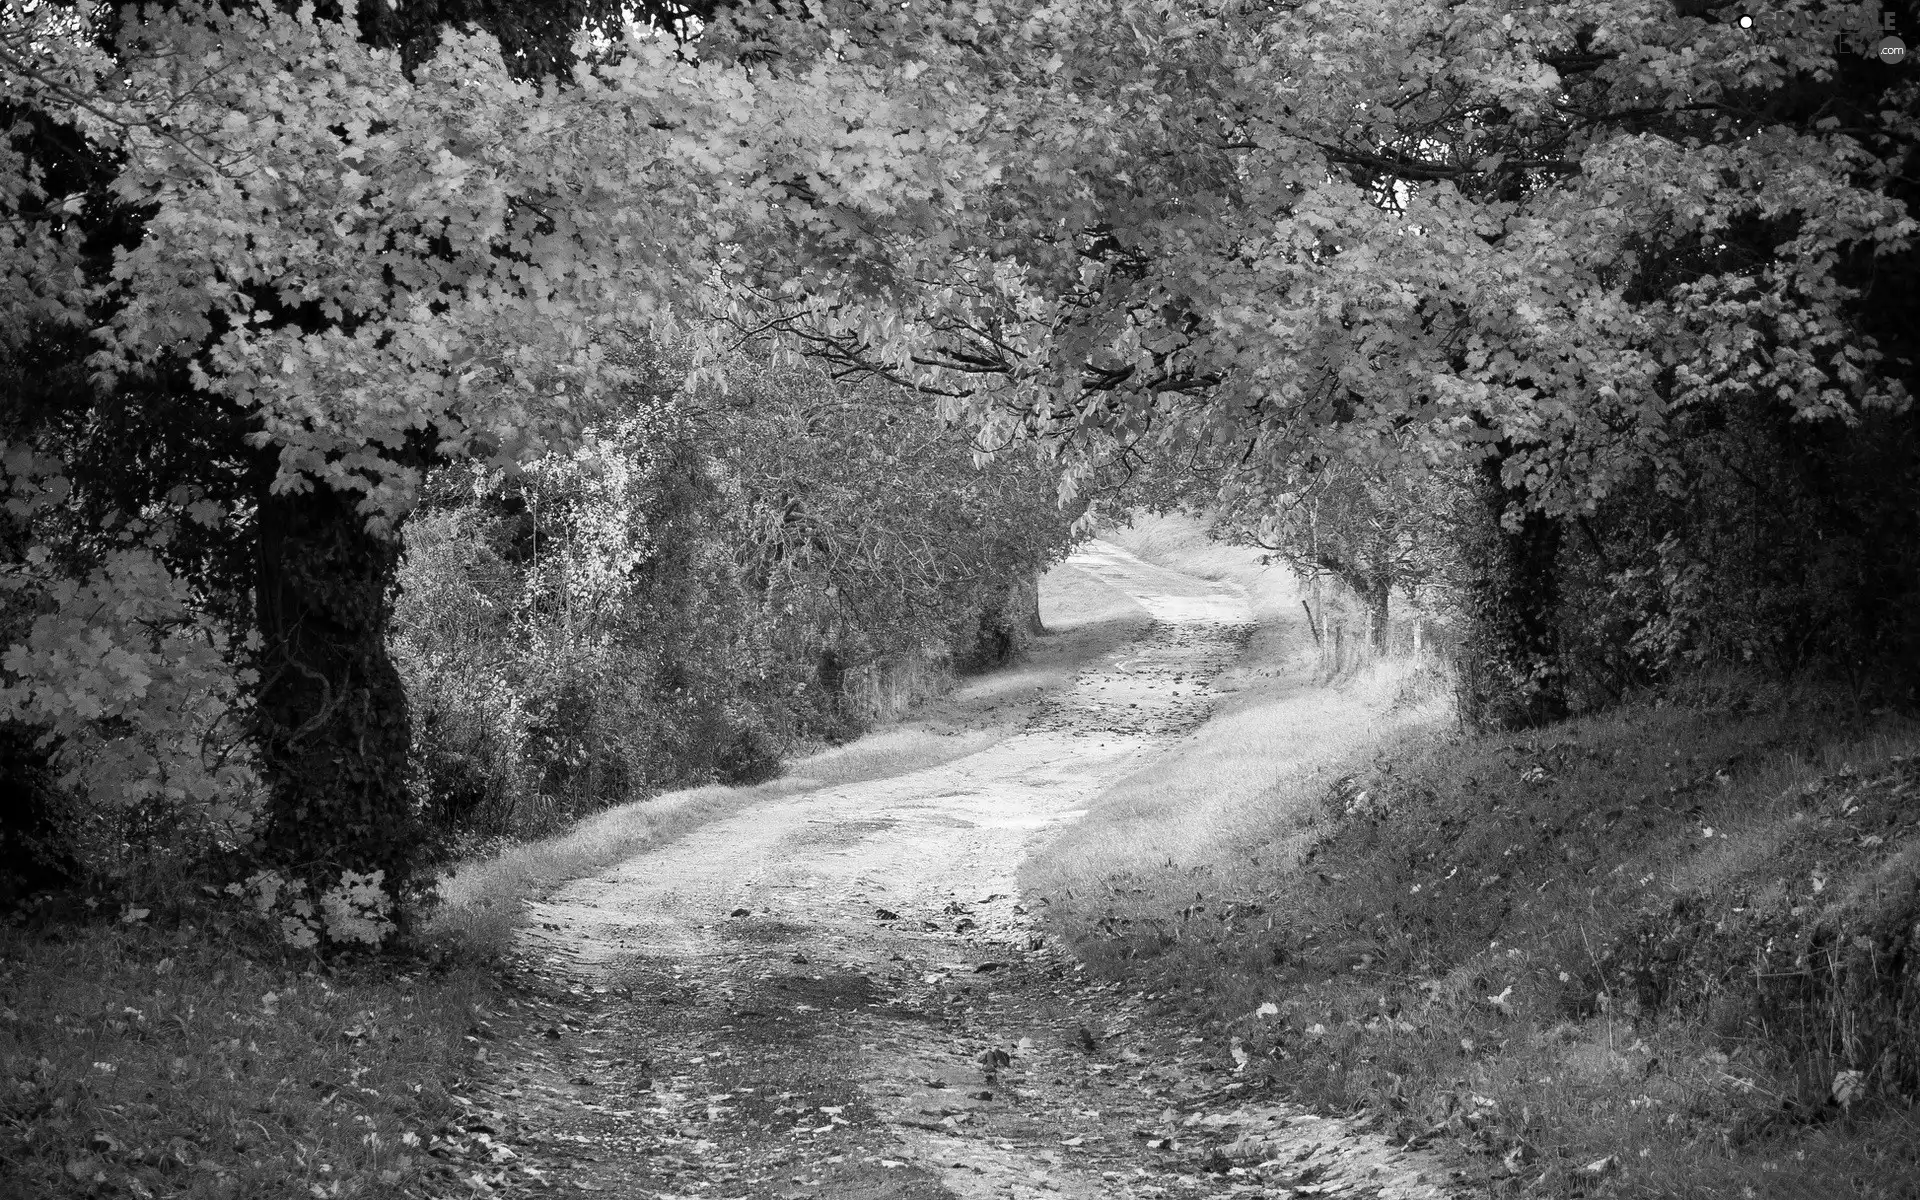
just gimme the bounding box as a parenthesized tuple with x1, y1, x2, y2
(252, 480, 425, 909)
(1457, 449, 1568, 730)
(1366, 578, 1391, 652)
(1021, 569, 1046, 636)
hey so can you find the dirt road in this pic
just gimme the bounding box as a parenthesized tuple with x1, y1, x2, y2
(440, 541, 1459, 1200)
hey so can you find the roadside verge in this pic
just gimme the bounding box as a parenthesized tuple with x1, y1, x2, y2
(1022, 510, 1920, 1199)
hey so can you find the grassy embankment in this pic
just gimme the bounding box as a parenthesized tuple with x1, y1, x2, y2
(1024, 510, 1920, 1199)
(1, 547, 1153, 1198)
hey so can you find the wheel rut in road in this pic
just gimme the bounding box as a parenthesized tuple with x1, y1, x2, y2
(441, 540, 1460, 1199)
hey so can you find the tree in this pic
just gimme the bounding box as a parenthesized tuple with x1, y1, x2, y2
(703, 353, 1071, 682)
(7, 0, 1917, 929)
(768, 0, 1916, 727)
(387, 343, 1077, 836)
(1211, 453, 1457, 651)
(1, 0, 1014, 922)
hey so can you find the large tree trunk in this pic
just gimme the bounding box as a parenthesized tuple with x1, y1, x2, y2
(252, 482, 424, 908)
(1457, 450, 1568, 730)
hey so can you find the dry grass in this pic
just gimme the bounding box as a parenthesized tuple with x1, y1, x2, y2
(1098, 509, 1301, 676)
(1024, 653, 1447, 904)
(1024, 509, 1920, 1199)
(0, 916, 484, 1199)
(1034, 510, 1447, 894)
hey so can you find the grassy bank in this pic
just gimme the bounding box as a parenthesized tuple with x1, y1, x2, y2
(1028, 527, 1446, 922)
(1026, 512, 1920, 1198)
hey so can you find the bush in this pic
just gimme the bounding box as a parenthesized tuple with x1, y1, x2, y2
(1, 491, 261, 909)
(392, 346, 1077, 844)
(1557, 403, 1920, 712)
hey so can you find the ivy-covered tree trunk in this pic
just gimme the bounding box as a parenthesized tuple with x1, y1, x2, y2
(252, 481, 424, 905)
(1457, 450, 1567, 731)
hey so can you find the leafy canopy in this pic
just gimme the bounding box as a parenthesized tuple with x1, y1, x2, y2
(7, 0, 1914, 526)
(2, 0, 1008, 521)
(764, 0, 1915, 517)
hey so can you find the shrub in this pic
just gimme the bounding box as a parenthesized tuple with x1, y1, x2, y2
(392, 347, 1078, 844)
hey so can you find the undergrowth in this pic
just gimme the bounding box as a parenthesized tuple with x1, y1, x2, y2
(0, 912, 487, 1198)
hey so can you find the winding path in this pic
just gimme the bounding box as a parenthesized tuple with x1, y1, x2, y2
(441, 541, 1458, 1200)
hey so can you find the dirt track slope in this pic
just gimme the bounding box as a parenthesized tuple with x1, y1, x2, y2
(438, 540, 1460, 1199)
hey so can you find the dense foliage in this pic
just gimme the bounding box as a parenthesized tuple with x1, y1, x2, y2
(3, 0, 1917, 938)
(774, 0, 1919, 724)
(394, 346, 1071, 841)
(0, 0, 1062, 930)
